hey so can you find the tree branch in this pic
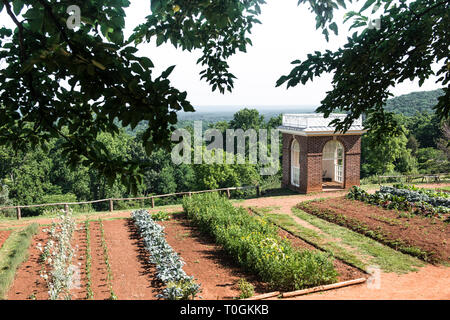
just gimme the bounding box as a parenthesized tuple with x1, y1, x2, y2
(2, 0, 25, 62)
(36, 0, 78, 55)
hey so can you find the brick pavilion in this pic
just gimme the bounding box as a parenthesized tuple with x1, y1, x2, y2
(278, 113, 366, 194)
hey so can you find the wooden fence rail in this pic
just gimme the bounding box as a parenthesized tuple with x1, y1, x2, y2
(377, 173, 450, 185)
(0, 185, 260, 220)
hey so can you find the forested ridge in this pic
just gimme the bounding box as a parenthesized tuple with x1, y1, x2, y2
(384, 89, 444, 116)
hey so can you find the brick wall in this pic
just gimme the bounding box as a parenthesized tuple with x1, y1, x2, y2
(281, 133, 362, 193)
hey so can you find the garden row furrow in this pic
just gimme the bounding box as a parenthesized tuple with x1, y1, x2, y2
(88, 220, 114, 300)
(69, 223, 88, 300)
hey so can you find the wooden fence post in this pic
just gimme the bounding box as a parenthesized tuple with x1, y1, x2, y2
(16, 206, 21, 220)
(109, 199, 113, 212)
(64, 204, 69, 215)
(256, 185, 260, 197)
(151, 197, 155, 208)
(226, 188, 231, 199)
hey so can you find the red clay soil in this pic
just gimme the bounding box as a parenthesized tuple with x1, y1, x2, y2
(277, 227, 367, 282)
(299, 197, 450, 264)
(0, 230, 11, 250)
(159, 215, 270, 300)
(293, 264, 450, 300)
(102, 219, 162, 300)
(88, 220, 116, 300)
(7, 228, 49, 300)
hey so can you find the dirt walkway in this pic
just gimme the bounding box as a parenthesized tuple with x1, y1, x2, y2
(293, 265, 450, 300)
(102, 219, 162, 300)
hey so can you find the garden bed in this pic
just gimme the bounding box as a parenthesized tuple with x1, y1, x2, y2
(298, 197, 450, 264)
(158, 214, 270, 299)
(7, 213, 286, 300)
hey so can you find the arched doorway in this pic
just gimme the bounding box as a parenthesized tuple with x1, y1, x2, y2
(291, 139, 300, 187)
(322, 140, 344, 186)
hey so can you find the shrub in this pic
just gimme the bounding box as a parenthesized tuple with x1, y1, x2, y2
(238, 279, 254, 299)
(182, 193, 338, 291)
(152, 210, 171, 221)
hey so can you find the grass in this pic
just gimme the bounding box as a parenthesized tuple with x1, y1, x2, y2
(252, 206, 424, 274)
(0, 223, 39, 299)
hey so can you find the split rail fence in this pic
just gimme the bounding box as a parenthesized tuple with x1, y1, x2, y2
(0, 185, 260, 220)
(377, 172, 450, 185)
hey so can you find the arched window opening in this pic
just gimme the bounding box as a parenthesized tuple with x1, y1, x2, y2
(322, 140, 344, 184)
(291, 139, 300, 186)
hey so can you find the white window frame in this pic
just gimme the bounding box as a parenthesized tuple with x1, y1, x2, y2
(291, 139, 300, 187)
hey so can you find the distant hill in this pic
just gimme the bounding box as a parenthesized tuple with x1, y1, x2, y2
(384, 89, 444, 116)
(123, 90, 445, 135)
(177, 105, 317, 122)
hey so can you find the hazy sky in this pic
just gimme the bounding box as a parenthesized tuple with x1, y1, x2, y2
(123, 1, 441, 109)
(1, 1, 442, 111)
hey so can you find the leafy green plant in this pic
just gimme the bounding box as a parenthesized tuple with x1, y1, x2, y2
(152, 210, 171, 221)
(237, 279, 254, 299)
(39, 210, 76, 300)
(85, 220, 93, 300)
(98, 219, 117, 300)
(347, 186, 449, 218)
(132, 209, 201, 300)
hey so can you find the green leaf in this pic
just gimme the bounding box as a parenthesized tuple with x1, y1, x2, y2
(329, 22, 338, 35)
(359, 0, 376, 13)
(13, 0, 24, 15)
(139, 57, 154, 69)
(161, 65, 176, 78)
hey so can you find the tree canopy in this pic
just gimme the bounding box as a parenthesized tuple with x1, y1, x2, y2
(1, 0, 448, 190)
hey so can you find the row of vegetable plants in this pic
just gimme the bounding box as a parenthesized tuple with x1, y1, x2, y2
(98, 219, 118, 300)
(84, 220, 93, 300)
(393, 184, 450, 199)
(131, 209, 201, 300)
(182, 193, 338, 291)
(347, 186, 450, 218)
(37, 210, 76, 300)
